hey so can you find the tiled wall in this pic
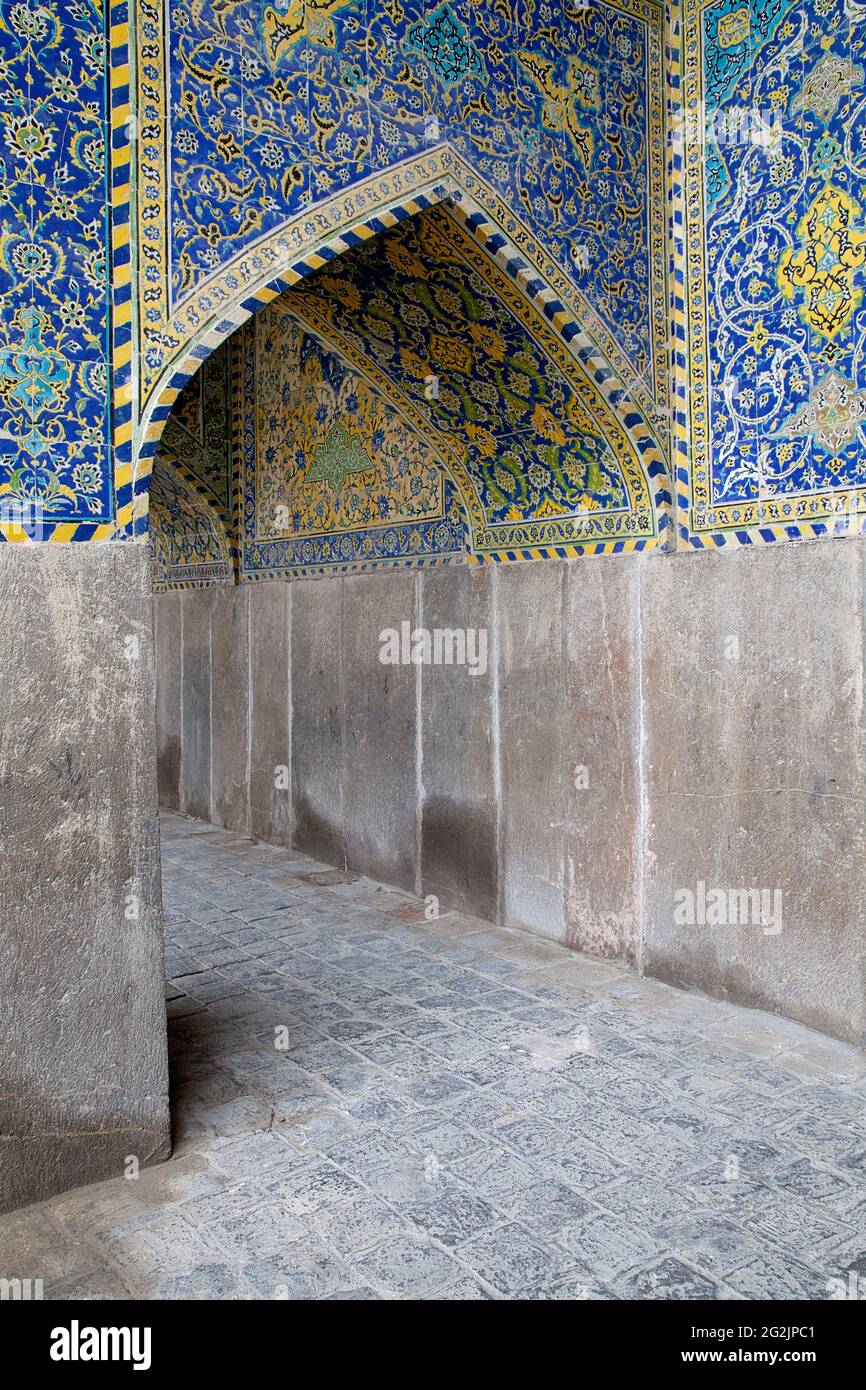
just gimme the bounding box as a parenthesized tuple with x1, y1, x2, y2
(3, 1, 866, 551)
(164, 0, 666, 387)
(147, 0, 866, 558)
(138, 0, 671, 546)
(680, 0, 866, 545)
(0, 1, 113, 535)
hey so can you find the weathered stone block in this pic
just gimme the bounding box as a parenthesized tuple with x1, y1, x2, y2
(342, 571, 417, 892)
(0, 543, 170, 1213)
(210, 587, 249, 834)
(180, 589, 213, 822)
(565, 557, 639, 961)
(498, 562, 568, 941)
(154, 593, 182, 810)
(249, 582, 292, 847)
(640, 540, 866, 1043)
(419, 565, 497, 919)
(290, 578, 345, 864)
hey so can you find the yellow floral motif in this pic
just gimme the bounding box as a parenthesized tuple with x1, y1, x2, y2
(314, 276, 363, 311)
(399, 348, 428, 380)
(429, 332, 473, 374)
(518, 51, 598, 167)
(262, 0, 355, 66)
(465, 422, 498, 458)
(717, 8, 750, 48)
(384, 237, 430, 279)
(777, 185, 866, 341)
(533, 403, 567, 444)
(535, 497, 566, 519)
(747, 318, 770, 352)
(467, 322, 507, 362)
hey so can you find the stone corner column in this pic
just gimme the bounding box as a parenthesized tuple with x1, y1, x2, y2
(0, 542, 171, 1213)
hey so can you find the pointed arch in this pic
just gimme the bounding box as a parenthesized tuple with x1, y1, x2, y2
(132, 156, 673, 557)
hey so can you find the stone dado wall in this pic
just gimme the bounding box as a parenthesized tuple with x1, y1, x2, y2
(0, 545, 171, 1214)
(155, 540, 866, 1048)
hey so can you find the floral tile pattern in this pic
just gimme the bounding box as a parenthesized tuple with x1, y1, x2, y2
(0, 0, 111, 528)
(279, 206, 644, 549)
(150, 0, 666, 409)
(2, 0, 862, 549)
(152, 201, 662, 584)
(683, 0, 866, 542)
(244, 301, 470, 576)
(151, 338, 236, 587)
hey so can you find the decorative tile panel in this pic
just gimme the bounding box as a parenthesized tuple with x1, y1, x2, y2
(0, 0, 112, 534)
(153, 202, 666, 584)
(681, 0, 866, 544)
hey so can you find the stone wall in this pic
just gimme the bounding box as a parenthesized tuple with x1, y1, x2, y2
(641, 541, 866, 1044)
(154, 539, 866, 1046)
(155, 559, 639, 962)
(0, 545, 170, 1214)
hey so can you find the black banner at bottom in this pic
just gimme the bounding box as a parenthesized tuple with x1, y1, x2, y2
(2, 1297, 860, 1375)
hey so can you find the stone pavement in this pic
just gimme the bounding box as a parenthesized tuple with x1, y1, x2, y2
(4, 811, 866, 1300)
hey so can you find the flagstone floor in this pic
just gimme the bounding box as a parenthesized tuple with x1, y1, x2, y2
(4, 811, 866, 1299)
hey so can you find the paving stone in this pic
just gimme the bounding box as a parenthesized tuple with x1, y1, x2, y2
(321, 1285, 383, 1300)
(494, 1115, 571, 1161)
(157, 1264, 247, 1299)
(242, 1243, 357, 1299)
(442, 1089, 518, 1131)
(615, 1257, 721, 1300)
(403, 1070, 476, 1107)
(824, 1228, 866, 1281)
(722, 1254, 833, 1301)
(357, 1235, 465, 1297)
(275, 1106, 366, 1154)
(657, 1214, 775, 1277)
(773, 1113, 857, 1165)
(450, 1143, 543, 1199)
(548, 1143, 627, 1193)
(459, 1052, 525, 1087)
(458, 1223, 575, 1297)
(195, 1095, 274, 1135)
(264, 1162, 367, 1214)
(207, 1200, 307, 1263)
(497, 1180, 596, 1236)
(772, 1158, 863, 1214)
(537, 1266, 612, 1300)
(558, 1210, 660, 1279)
(208, 1130, 300, 1180)
(92, 1211, 226, 1297)
(404, 1191, 500, 1247)
(319, 1059, 391, 1097)
(678, 1164, 775, 1218)
(427, 1273, 491, 1300)
(418, 1029, 492, 1065)
(11, 808, 866, 1302)
(594, 1178, 701, 1229)
(354, 1035, 440, 1078)
(311, 1194, 411, 1254)
(751, 1194, 864, 1258)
